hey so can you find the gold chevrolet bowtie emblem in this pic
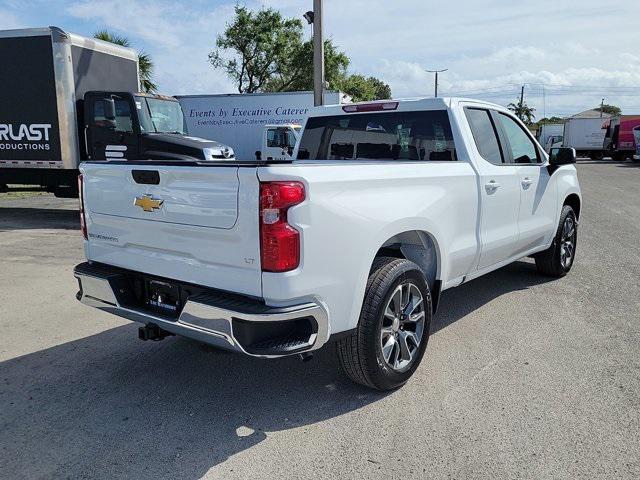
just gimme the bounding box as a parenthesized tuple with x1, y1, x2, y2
(134, 194, 164, 212)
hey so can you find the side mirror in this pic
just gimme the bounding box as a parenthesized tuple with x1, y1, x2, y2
(103, 98, 117, 130)
(104, 98, 116, 121)
(549, 147, 576, 166)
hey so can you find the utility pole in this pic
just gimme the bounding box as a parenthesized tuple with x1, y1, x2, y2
(600, 98, 605, 118)
(516, 84, 526, 121)
(426, 68, 447, 98)
(312, 0, 325, 107)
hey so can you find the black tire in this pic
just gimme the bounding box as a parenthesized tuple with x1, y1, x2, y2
(613, 151, 626, 162)
(535, 205, 578, 277)
(336, 257, 432, 390)
(0, 184, 8, 193)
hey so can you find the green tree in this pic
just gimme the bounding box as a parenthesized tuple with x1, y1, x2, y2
(537, 116, 564, 125)
(336, 74, 392, 102)
(263, 39, 350, 93)
(508, 98, 536, 124)
(211, 6, 391, 101)
(362, 76, 392, 101)
(209, 6, 303, 93)
(94, 30, 157, 93)
(595, 104, 621, 116)
(534, 116, 564, 130)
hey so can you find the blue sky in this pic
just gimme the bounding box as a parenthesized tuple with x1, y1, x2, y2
(2, 0, 640, 117)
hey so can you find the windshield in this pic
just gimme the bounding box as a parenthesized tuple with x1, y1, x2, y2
(136, 96, 187, 134)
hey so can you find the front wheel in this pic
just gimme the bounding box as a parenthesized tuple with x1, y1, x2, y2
(535, 205, 578, 277)
(337, 257, 432, 390)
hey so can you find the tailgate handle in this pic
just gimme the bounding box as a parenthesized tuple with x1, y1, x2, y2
(132, 170, 160, 185)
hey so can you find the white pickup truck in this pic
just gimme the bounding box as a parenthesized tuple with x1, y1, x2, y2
(74, 98, 581, 390)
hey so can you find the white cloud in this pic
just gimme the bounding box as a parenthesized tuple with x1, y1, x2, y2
(0, 8, 24, 30)
(66, 0, 243, 94)
(56, 0, 640, 115)
(372, 53, 640, 117)
(620, 53, 640, 64)
(68, 0, 183, 48)
(487, 47, 547, 64)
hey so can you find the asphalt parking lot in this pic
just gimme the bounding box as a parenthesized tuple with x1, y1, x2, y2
(1, 160, 639, 479)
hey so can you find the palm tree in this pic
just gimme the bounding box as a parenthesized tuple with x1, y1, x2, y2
(93, 30, 158, 93)
(508, 99, 536, 125)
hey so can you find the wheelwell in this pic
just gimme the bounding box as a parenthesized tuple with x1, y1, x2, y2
(564, 193, 581, 219)
(374, 230, 439, 289)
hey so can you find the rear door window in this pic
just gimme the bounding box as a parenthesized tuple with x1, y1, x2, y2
(464, 108, 504, 165)
(297, 110, 456, 161)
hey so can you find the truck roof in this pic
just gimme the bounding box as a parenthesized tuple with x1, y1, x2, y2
(307, 97, 507, 117)
(0, 26, 137, 62)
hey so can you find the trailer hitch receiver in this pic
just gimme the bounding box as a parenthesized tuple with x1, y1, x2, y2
(138, 323, 173, 341)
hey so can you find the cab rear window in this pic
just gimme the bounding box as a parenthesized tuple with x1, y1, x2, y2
(297, 110, 456, 161)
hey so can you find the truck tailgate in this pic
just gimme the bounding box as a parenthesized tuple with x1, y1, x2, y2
(81, 163, 262, 297)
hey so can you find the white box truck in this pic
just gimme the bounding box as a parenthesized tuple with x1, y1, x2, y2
(562, 117, 607, 159)
(178, 91, 348, 161)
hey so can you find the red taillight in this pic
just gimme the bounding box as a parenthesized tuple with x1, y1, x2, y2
(260, 181, 305, 272)
(78, 174, 88, 240)
(342, 102, 399, 113)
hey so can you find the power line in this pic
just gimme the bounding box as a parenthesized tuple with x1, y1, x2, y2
(443, 83, 640, 97)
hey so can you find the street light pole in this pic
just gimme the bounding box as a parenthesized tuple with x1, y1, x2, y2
(312, 0, 325, 107)
(426, 68, 447, 98)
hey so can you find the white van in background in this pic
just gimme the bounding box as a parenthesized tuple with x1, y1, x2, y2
(260, 124, 302, 161)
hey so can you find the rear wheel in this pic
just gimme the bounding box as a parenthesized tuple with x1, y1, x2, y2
(336, 257, 432, 390)
(535, 205, 578, 277)
(613, 151, 627, 162)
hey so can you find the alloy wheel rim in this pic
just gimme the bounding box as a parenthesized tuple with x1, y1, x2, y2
(560, 216, 576, 269)
(380, 282, 425, 372)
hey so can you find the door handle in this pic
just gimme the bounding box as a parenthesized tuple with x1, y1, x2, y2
(521, 177, 533, 188)
(485, 180, 501, 193)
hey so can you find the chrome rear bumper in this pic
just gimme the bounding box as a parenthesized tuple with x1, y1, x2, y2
(74, 262, 329, 358)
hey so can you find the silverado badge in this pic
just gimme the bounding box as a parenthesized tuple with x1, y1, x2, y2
(134, 194, 164, 212)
